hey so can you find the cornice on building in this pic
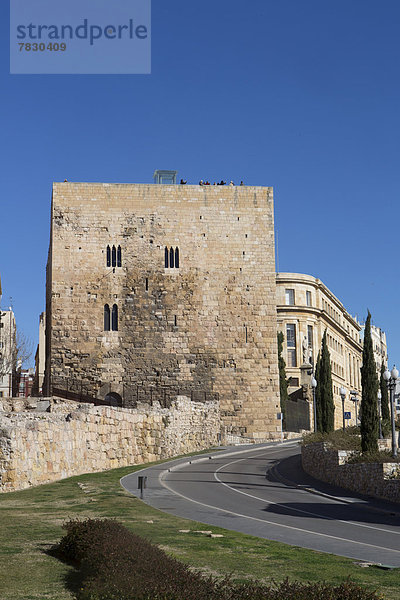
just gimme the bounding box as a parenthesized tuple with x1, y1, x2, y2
(276, 305, 363, 353)
(276, 272, 362, 331)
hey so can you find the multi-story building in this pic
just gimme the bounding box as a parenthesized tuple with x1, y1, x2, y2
(44, 179, 280, 440)
(276, 273, 363, 429)
(0, 278, 17, 398)
(370, 324, 387, 373)
(18, 368, 35, 397)
(32, 312, 46, 396)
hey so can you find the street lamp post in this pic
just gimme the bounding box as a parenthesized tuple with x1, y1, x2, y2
(377, 389, 383, 439)
(350, 390, 359, 426)
(340, 386, 346, 431)
(383, 366, 398, 458)
(311, 376, 317, 433)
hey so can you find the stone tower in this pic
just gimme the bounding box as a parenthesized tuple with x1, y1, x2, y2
(45, 181, 280, 439)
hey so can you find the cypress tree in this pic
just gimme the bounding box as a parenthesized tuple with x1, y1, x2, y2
(277, 332, 288, 427)
(380, 361, 390, 422)
(319, 330, 335, 432)
(314, 351, 323, 432)
(360, 312, 379, 453)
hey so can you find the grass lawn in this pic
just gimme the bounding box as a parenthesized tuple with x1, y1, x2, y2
(0, 455, 399, 600)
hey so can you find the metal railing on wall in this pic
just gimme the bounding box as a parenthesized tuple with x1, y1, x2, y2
(50, 376, 219, 409)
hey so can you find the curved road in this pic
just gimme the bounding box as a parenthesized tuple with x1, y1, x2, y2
(121, 440, 400, 567)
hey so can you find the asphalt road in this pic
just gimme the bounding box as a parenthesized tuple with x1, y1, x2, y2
(121, 440, 400, 567)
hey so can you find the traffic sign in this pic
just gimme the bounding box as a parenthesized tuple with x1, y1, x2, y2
(344, 412, 351, 419)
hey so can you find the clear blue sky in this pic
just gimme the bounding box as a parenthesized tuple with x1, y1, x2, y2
(1, 0, 400, 367)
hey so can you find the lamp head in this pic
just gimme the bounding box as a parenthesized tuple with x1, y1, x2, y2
(340, 386, 346, 399)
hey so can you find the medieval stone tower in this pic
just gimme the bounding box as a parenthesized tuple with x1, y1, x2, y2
(45, 181, 280, 439)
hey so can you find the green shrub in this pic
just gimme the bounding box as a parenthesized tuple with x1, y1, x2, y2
(302, 427, 361, 451)
(54, 519, 384, 600)
(347, 450, 400, 464)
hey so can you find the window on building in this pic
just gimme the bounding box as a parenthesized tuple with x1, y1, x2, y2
(288, 377, 299, 387)
(307, 325, 313, 364)
(165, 246, 180, 268)
(107, 245, 121, 268)
(353, 356, 357, 388)
(306, 291, 312, 307)
(111, 304, 118, 331)
(104, 304, 110, 331)
(286, 323, 297, 367)
(348, 353, 352, 387)
(285, 289, 295, 306)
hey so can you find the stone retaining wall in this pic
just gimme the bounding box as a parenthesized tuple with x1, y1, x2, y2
(0, 396, 220, 493)
(301, 442, 400, 504)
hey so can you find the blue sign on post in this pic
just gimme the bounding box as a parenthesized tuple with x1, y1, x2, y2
(344, 412, 351, 420)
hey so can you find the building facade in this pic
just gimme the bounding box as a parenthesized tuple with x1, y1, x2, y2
(17, 368, 35, 397)
(44, 181, 280, 440)
(369, 324, 387, 373)
(0, 307, 17, 399)
(32, 312, 46, 396)
(277, 273, 363, 429)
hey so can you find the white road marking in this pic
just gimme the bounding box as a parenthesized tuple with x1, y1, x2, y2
(119, 440, 299, 487)
(214, 454, 400, 537)
(160, 472, 400, 555)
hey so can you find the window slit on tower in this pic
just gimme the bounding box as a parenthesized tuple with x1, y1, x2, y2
(104, 304, 110, 331)
(112, 245, 116, 267)
(111, 304, 118, 331)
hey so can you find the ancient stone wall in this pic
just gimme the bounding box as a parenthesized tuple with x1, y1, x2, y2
(301, 442, 400, 504)
(45, 182, 280, 439)
(0, 396, 220, 493)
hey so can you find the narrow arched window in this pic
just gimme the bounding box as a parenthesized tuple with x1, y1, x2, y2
(106, 246, 111, 267)
(164, 246, 169, 268)
(169, 247, 174, 268)
(111, 304, 118, 331)
(175, 247, 179, 268)
(117, 245, 122, 267)
(104, 304, 110, 331)
(112, 245, 116, 267)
